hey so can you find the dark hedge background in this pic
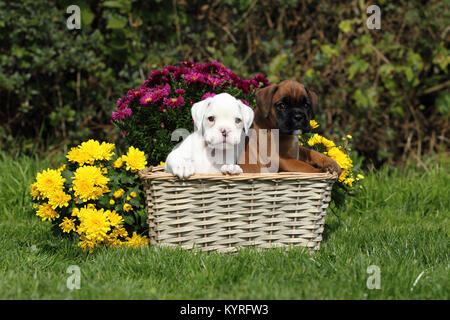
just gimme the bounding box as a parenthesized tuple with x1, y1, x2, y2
(0, 0, 448, 167)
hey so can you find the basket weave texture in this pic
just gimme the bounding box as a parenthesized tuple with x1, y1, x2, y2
(139, 166, 337, 253)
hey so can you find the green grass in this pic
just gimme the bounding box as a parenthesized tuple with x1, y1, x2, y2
(0, 152, 448, 299)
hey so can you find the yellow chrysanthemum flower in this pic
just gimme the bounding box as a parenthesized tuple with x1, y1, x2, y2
(71, 207, 80, 217)
(112, 157, 124, 169)
(72, 178, 94, 201)
(130, 192, 137, 198)
(327, 147, 352, 170)
(30, 182, 43, 200)
(72, 166, 109, 202)
(87, 203, 96, 210)
(76, 206, 111, 243)
(109, 199, 115, 205)
(47, 189, 71, 209)
(356, 174, 365, 180)
(307, 133, 336, 149)
(125, 232, 150, 248)
(67, 140, 115, 166)
(66, 147, 93, 166)
(343, 177, 355, 187)
(322, 137, 336, 149)
(107, 237, 125, 248)
(327, 146, 353, 182)
(78, 236, 97, 253)
(35, 169, 65, 198)
(122, 146, 147, 173)
(79, 140, 115, 162)
(111, 226, 128, 239)
(36, 203, 60, 221)
(310, 119, 319, 129)
(106, 210, 124, 228)
(96, 141, 116, 161)
(59, 217, 76, 233)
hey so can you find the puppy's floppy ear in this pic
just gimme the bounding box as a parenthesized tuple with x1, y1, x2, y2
(255, 84, 278, 119)
(237, 100, 254, 135)
(191, 97, 212, 132)
(305, 86, 318, 119)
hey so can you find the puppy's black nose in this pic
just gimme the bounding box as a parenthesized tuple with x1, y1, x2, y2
(221, 129, 228, 137)
(293, 114, 303, 122)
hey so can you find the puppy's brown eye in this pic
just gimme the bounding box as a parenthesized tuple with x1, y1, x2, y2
(207, 116, 215, 122)
(235, 118, 242, 124)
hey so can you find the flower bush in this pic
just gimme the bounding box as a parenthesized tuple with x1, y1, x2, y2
(299, 120, 365, 206)
(111, 60, 271, 165)
(30, 139, 150, 253)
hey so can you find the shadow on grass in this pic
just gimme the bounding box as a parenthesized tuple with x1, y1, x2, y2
(322, 208, 342, 243)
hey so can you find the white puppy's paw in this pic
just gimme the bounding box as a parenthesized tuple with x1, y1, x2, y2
(172, 163, 195, 179)
(220, 164, 243, 175)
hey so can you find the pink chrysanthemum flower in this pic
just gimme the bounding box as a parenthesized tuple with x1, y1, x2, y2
(201, 92, 216, 100)
(206, 76, 223, 90)
(140, 93, 155, 105)
(139, 84, 170, 105)
(162, 96, 184, 109)
(147, 69, 170, 87)
(184, 72, 204, 85)
(123, 107, 132, 117)
(111, 107, 132, 121)
(253, 73, 271, 87)
(173, 67, 190, 81)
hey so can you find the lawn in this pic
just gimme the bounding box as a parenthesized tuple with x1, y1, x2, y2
(0, 152, 448, 299)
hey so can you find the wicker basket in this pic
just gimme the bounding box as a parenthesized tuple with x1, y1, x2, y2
(139, 166, 337, 253)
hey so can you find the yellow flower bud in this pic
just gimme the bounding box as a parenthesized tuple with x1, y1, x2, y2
(113, 189, 124, 199)
(123, 203, 133, 212)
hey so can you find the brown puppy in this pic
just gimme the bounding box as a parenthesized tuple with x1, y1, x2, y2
(238, 80, 341, 174)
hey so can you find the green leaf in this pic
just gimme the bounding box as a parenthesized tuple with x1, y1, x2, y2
(106, 14, 128, 29)
(320, 44, 339, 58)
(338, 20, 352, 33)
(61, 170, 74, 182)
(103, 1, 124, 9)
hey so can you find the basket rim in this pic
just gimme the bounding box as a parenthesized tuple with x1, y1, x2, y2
(139, 166, 338, 181)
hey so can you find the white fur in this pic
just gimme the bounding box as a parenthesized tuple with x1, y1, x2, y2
(165, 93, 254, 179)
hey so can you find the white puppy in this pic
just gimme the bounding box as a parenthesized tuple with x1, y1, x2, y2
(165, 93, 254, 179)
